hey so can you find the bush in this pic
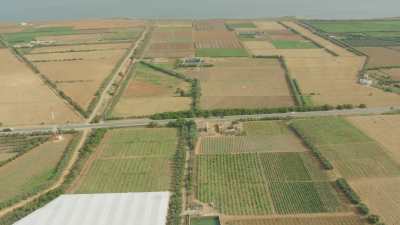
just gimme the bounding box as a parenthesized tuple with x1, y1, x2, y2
(357, 203, 369, 215)
(367, 215, 380, 224)
(336, 178, 361, 204)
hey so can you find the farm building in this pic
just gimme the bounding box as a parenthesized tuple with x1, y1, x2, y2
(13, 192, 170, 225)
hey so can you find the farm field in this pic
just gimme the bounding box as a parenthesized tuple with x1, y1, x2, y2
(111, 63, 191, 118)
(74, 127, 177, 193)
(347, 115, 400, 164)
(357, 47, 400, 68)
(29, 43, 131, 54)
(145, 27, 195, 58)
(199, 121, 308, 154)
(29, 46, 128, 109)
(290, 117, 400, 179)
(0, 134, 49, 162)
(0, 48, 81, 126)
(223, 214, 366, 225)
(195, 120, 346, 216)
(350, 177, 400, 225)
(181, 58, 295, 109)
(0, 134, 73, 205)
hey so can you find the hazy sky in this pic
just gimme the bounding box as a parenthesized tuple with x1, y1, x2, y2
(1, 0, 399, 21)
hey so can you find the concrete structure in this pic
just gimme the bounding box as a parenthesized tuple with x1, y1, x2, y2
(14, 192, 170, 225)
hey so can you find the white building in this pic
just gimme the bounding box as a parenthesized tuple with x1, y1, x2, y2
(14, 192, 170, 225)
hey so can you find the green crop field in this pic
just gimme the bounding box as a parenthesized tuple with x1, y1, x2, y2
(290, 117, 400, 178)
(199, 121, 308, 154)
(306, 20, 400, 33)
(195, 48, 249, 57)
(271, 40, 318, 49)
(75, 127, 178, 193)
(3, 27, 78, 44)
(226, 23, 257, 29)
(0, 135, 74, 205)
(195, 152, 344, 215)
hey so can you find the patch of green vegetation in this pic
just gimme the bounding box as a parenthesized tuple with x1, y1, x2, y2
(307, 20, 400, 33)
(370, 70, 400, 94)
(3, 27, 78, 44)
(272, 40, 318, 49)
(191, 217, 220, 225)
(102, 29, 142, 41)
(136, 63, 182, 87)
(226, 23, 257, 29)
(196, 48, 249, 57)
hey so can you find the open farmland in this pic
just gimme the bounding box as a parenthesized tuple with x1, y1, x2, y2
(145, 27, 195, 58)
(199, 121, 308, 154)
(0, 134, 49, 162)
(28, 46, 128, 109)
(223, 214, 365, 225)
(347, 115, 400, 164)
(194, 20, 227, 31)
(350, 177, 400, 225)
(196, 153, 344, 215)
(29, 43, 131, 54)
(111, 63, 191, 118)
(0, 48, 81, 126)
(290, 117, 400, 179)
(0, 134, 73, 205)
(74, 127, 177, 193)
(357, 47, 400, 68)
(182, 58, 295, 109)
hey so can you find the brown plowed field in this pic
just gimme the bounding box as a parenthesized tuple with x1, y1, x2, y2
(350, 177, 400, 225)
(347, 115, 400, 164)
(0, 49, 81, 126)
(181, 58, 295, 109)
(30, 43, 131, 54)
(223, 214, 365, 225)
(194, 30, 243, 49)
(32, 48, 127, 109)
(357, 47, 400, 68)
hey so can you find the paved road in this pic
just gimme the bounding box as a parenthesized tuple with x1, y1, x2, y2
(7, 106, 399, 134)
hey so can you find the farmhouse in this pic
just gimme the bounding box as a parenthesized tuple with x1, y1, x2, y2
(13, 192, 170, 225)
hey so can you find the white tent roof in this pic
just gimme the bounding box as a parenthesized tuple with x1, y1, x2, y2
(14, 192, 170, 225)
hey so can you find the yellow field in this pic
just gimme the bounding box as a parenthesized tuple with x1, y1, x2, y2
(347, 115, 400, 164)
(0, 49, 81, 126)
(350, 177, 400, 225)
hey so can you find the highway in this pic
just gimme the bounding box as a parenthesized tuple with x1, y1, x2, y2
(6, 106, 399, 134)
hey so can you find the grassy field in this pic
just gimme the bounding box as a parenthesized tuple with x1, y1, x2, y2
(271, 40, 318, 49)
(0, 134, 49, 162)
(191, 217, 220, 225)
(226, 23, 257, 29)
(196, 152, 344, 215)
(195, 48, 249, 57)
(199, 121, 307, 154)
(3, 27, 78, 44)
(306, 20, 400, 33)
(290, 117, 400, 178)
(111, 63, 191, 117)
(75, 127, 178, 193)
(0, 135, 73, 205)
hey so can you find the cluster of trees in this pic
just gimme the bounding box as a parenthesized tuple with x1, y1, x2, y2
(289, 124, 333, 170)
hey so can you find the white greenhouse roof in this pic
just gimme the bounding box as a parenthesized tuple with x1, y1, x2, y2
(14, 192, 170, 225)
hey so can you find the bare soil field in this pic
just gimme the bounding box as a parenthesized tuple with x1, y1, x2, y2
(155, 20, 193, 28)
(32, 48, 127, 108)
(194, 20, 227, 31)
(357, 47, 400, 68)
(350, 177, 400, 225)
(242, 41, 277, 55)
(36, 19, 145, 30)
(30, 43, 131, 54)
(0, 23, 24, 33)
(286, 55, 400, 107)
(347, 115, 400, 164)
(112, 64, 191, 117)
(26, 48, 126, 61)
(254, 21, 287, 31)
(223, 214, 365, 225)
(194, 30, 243, 49)
(182, 58, 295, 109)
(151, 28, 193, 43)
(0, 49, 80, 126)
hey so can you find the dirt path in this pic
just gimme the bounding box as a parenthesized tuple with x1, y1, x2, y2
(0, 129, 90, 218)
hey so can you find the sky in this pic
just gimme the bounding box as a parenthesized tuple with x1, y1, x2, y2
(1, 0, 399, 21)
